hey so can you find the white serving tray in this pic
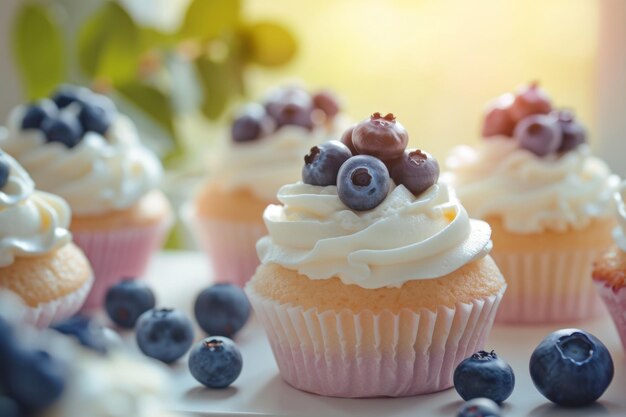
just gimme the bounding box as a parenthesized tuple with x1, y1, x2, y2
(140, 252, 626, 417)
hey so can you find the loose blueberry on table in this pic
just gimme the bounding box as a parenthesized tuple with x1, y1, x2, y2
(188, 337, 243, 389)
(105, 279, 156, 329)
(529, 328, 614, 407)
(194, 283, 251, 338)
(136, 308, 194, 363)
(52, 315, 112, 354)
(302, 140, 352, 186)
(456, 398, 501, 417)
(0, 156, 9, 190)
(453, 350, 515, 403)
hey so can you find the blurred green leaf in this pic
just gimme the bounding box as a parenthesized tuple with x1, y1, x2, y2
(77, 2, 141, 84)
(140, 27, 176, 51)
(195, 55, 234, 120)
(178, 0, 240, 40)
(242, 21, 297, 67)
(11, 4, 65, 99)
(116, 82, 175, 138)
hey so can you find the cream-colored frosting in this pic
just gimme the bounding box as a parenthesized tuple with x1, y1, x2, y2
(1, 102, 163, 216)
(444, 138, 619, 234)
(0, 153, 71, 267)
(612, 181, 626, 251)
(257, 182, 492, 289)
(212, 122, 345, 202)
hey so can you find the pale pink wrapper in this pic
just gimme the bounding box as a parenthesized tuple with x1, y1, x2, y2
(185, 206, 266, 287)
(594, 281, 626, 350)
(492, 249, 606, 324)
(246, 285, 505, 398)
(72, 218, 171, 310)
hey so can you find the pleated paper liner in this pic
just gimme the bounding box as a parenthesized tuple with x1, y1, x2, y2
(594, 281, 626, 350)
(246, 284, 505, 398)
(492, 249, 606, 324)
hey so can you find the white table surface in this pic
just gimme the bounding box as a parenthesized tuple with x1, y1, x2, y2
(141, 252, 626, 417)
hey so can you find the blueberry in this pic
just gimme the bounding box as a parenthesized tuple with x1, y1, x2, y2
(457, 398, 501, 417)
(340, 125, 358, 154)
(552, 109, 586, 152)
(21, 101, 56, 130)
(188, 337, 243, 389)
(105, 279, 156, 329)
(482, 94, 515, 138)
(388, 149, 440, 197)
(41, 114, 84, 148)
(453, 350, 515, 403)
(312, 90, 340, 118)
(0, 318, 17, 377)
(530, 329, 614, 407)
(509, 81, 552, 123)
(264, 86, 314, 130)
(51, 85, 84, 108)
(4, 349, 66, 412)
(337, 155, 390, 211)
(0, 157, 9, 191)
(0, 395, 20, 417)
(136, 308, 194, 363)
(52, 315, 111, 354)
(302, 140, 352, 186)
(194, 283, 251, 338)
(78, 102, 112, 135)
(352, 112, 408, 160)
(514, 114, 562, 157)
(231, 103, 273, 143)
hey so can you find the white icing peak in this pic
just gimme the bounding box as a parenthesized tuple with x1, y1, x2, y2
(257, 181, 492, 289)
(1, 101, 163, 216)
(0, 153, 71, 267)
(445, 138, 619, 234)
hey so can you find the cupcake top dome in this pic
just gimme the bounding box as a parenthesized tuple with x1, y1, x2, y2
(445, 82, 619, 234)
(0, 85, 162, 216)
(210, 85, 347, 202)
(257, 113, 492, 289)
(0, 152, 71, 267)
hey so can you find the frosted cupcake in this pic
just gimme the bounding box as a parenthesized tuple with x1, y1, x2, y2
(0, 85, 172, 309)
(246, 113, 506, 398)
(0, 152, 92, 327)
(192, 85, 346, 286)
(593, 181, 626, 350)
(445, 83, 618, 324)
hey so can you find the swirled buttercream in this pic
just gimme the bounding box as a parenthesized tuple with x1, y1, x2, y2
(1, 103, 162, 216)
(0, 153, 71, 267)
(256, 182, 492, 289)
(444, 138, 619, 234)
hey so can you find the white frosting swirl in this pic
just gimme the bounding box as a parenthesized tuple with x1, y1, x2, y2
(0, 153, 71, 267)
(257, 182, 492, 289)
(612, 181, 626, 251)
(444, 138, 619, 234)
(1, 103, 163, 216)
(212, 122, 345, 202)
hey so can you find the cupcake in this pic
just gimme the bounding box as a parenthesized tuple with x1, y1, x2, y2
(191, 85, 346, 286)
(445, 82, 619, 324)
(0, 152, 92, 327)
(593, 181, 626, 350)
(0, 85, 172, 309)
(246, 113, 506, 398)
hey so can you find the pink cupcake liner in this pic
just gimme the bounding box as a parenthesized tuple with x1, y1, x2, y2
(492, 249, 606, 324)
(72, 218, 172, 310)
(185, 206, 266, 286)
(246, 284, 505, 398)
(594, 281, 626, 350)
(13, 274, 94, 328)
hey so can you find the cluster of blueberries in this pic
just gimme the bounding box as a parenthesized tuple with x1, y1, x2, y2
(454, 329, 614, 417)
(302, 112, 440, 211)
(104, 280, 250, 389)
(482, 82, 587, 156)
(231, 86, 341, 143)
(20, 85, 116, 148)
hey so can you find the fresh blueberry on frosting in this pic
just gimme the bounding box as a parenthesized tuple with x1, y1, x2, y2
(41, 113, 84, 148)
(388, 149, 440, 196)
(482, 94, 515, 138)
(337, 155, 390, 211)
(553, 109, 587, 152)
(0, 155, 9, 190)
(340, 124, 358, 154)
(312, 90, 340, 119)
(508, 81, 552, 123)
(231, 103, 274, 143)
(513, 114, 562, 156)
(78, 100, 114, 135)
(51, 85, 86, 109)
(21, 100, 57, 130)
(352, 112, 408, 160)
(302, 140, 352, 186)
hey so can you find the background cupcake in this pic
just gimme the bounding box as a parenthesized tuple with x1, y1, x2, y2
(0, 85, 172, 310)
(0, 152, 92, 327)
(445, 82, 619, 324)
(246, 113, 505, 398)
(190, 84, 346, 286)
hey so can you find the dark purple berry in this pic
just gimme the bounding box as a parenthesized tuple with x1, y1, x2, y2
(352, 112, 408, 160)
(51, 86, 84, 109)
(188, 337, 243, 388)
(340, 125, 358, 154)
(509, 82, 552, 123)
(79, 102, 112, 135)
(457, 398, 501, 417)
(302, 140, 352, 186)
(273, 102, 313, 130)
(514, 114, 561, 156)
(136, 308, 194, 363)
(21, 101, 56, 130)
(41, 114, 84, 148)
(388, 149, 439, 196)
(231, 104, 273, 143)
(337, 155, 390, 211)
(0, 156, 9, 190)
(482, 94, 515, 138)
(552, 109, 586, 152)
(312, 90, 340, 118)
(264, 86, 314, 130)
(194, 283, 251, 338)
(105, 279, 156, 329)
(454, 350, 515, 403)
